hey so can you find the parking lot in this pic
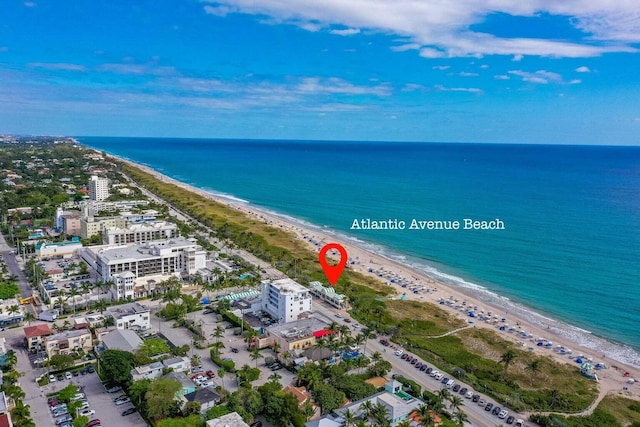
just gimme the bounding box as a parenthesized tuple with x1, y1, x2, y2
(42, 369, 146, 427)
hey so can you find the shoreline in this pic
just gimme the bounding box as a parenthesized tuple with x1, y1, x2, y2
(102, 150, 640, 401)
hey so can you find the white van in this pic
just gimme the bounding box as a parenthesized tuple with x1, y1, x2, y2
(430, 370, 440, 377)
(434, 372, 444, 380)
(446, 379, 455, 388)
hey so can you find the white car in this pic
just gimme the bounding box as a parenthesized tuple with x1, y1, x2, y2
(65, 372, 72, 380)
(115, 397, 131, 405)
(498, 410, 508, 419)
(394, 349, 403, 356)
(515, 419, 524, 427)
(79, 409, 95, 417)
(49, 374, 56, 382)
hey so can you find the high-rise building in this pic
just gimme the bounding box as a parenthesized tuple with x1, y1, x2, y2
(88, 175, 110, 201)
(261, 278, 312, 324)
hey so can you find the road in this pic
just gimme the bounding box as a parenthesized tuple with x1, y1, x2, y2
(0, 231, 33, 298)
(311, 299, 528, 427)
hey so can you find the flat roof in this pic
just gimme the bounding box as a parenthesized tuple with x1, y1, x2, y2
(264, 278, 308, 294)
(107, 302, 149, 318)
(268, 315, 332, 342)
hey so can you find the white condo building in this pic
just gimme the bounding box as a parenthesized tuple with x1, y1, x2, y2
(102, 221, 179, 245)
(94, 237, 206, 282)
(261, 278, 312, 324)
(88, 175, 110, 201)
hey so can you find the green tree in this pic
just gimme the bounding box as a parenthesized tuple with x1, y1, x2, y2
(206, 404, 231, 420)
(227, 388, 264, 418)
(312, 383, 345, 415)
(138, 337, 170, 358)
(57, 384, 79, 402)
(157, 415, 205, 427)
(526, 359, 541, 385)
(249, 347, 263, 368)
(49, 354, 74, 371)
(182, 401, 201, 416)
(73, 416, 89, 427)
(146, 377, 182, 420)
(129, 379, 151, 415)
(500, 349, 518, 374)
(100, 349, 135, 384)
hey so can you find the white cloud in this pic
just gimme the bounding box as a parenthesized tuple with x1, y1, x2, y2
(330, 28, 360, 36)
(508, 69, 562, 84)
(201, 1, 640, 58)
(512, 54, 524, 61)
(569, 79, 582, 84)
(390, 43, 420, 52)
(432, 65, 450, 70)
(459, 72, 479, 77)
(480, 64, 489, 69)
(576, 66, 591, 72)
(28, 62, 86, 71)
(435, 84, 482, 94)
(402, 83, 428, 92)
(494, 74, 510, 80)
(24, 1, 36, 7)
(296, 77, 391, 96)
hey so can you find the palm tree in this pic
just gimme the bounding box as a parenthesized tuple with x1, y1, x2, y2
(453, 410, 469, 426)
(396, 421, 413, 427)
(23, 312, 35, 326)
(500, 349, 518, 374)
(525, 359, 541, 385)
(415, 403, 433, 426)
(371, 351, 382, 363)
(437, 388, 451, 403)
(271, 342, 281, 361)
(95, 298, 108, 314)
(372, 402, 390, 427)
(190, 353, 201, 367)
(268, 372, 282, 384)
(249, 348, 263, 368)
(359, 400, 374, 421)
(342, 408, 357, 427)
(218, 366, 227, 388)
(449, 395, 464, 412)
(5, 350, 18, 367)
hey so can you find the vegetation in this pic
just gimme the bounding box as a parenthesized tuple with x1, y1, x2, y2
(49, 354, 75, 371)
(100, 349, 135, 385)
(146, 377, 182, 420)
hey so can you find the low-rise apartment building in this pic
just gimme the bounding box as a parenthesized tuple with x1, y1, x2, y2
(261, 278, 312, 324)
(45, 328, 92, 358)
(102, 221, 179, 245)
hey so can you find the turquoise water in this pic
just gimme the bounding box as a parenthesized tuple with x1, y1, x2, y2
(80, 137, 640, 364)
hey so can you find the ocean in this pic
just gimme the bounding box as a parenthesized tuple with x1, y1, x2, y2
(80, 137, 640, 365)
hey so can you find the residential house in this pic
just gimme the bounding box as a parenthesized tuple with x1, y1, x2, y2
(131, 362, 164, 381)
(106, 302, 151, 331)
(23, 324, 54, 351)
(162, 356, 190, 373)
(163, 372, 196, 400)
(182, 386, 221, 413)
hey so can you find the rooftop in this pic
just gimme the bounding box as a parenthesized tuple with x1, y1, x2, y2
(106, 302, 150, 319)
(264, 278, 308, 294)
(24, 324, 54, 338)
(268, 315, 332, 342)
(102, 329, 143, 352)
(184, 386, 220, 404)
(206, 412, 250, 427)
(47, 328, 91, 341)
(95, 237, 200, 263)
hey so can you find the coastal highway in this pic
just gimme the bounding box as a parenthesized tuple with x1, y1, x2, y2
(312, 300, 531, 427)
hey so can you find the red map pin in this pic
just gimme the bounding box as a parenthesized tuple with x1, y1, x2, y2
(319, 243, 348, 286)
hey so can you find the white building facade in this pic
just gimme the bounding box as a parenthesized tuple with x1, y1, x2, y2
(93, 237, 207, 283)
(106, 302, 151, 331)
(102, 221, 179, 245)
(261, 278, 312, 324)
(88, 175, 110, 201)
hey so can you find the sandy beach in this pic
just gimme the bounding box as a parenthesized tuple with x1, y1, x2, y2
(122, 157, 640, 408)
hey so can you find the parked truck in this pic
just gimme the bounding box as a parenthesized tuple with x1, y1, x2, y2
(38, 310, 58, 322)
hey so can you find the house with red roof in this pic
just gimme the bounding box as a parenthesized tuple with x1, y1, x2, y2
(23, 324, 54, 351)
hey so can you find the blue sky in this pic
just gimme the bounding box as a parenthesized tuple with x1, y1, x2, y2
(1, 1, 639, 144)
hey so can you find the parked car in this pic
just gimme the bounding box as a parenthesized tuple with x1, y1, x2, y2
(515, 419, 525, 427)
(425, 367, 433, 374)
(56, 415, 73, 425)
(57, 375, 64, 381)
(51, 404, 67, 413)
(506, 415, 515, 424)
(79, 409, 96, 417)
(65, 372, 72, 380)
(452, 384, 461, 392)
(231, 348, 239, 353)
(406, 355, 413, 362)
(472, 394, 480, 402)
(498, 410, 509, 419)
(250, 422, 262, 427)
(492, 406, 502, 416)
(394, 349, 403, 356)
(113, 394, 127, 401)
(77, 401, 90, 410)
(115, 397, 131, 405)
(87, 365, 95, 373)
(484, 402, 493, 411)
(477, 399, 486, 407)
(206, 370, 216, 378)
(49, 374, 57, 382)
(441, 377, 450, 384)
(121, 408, 136, 416)
(379, 339, 390, 346)
(465, 391, 473, 399)
(71, 393, 86, 402)
(401, 353, 408, 360)
(80, 369, 87, 375)
(459, 387, 467, 395)
(84, 420, 101, 427)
